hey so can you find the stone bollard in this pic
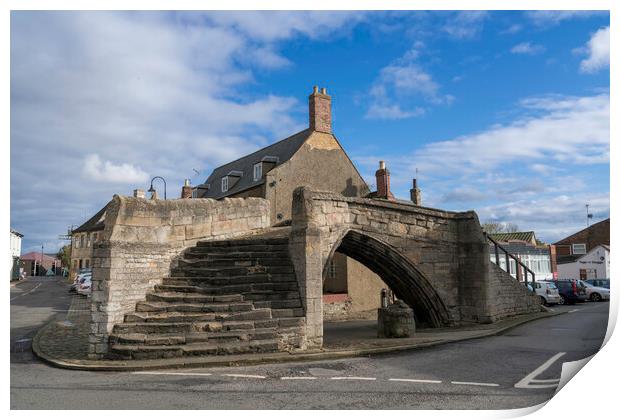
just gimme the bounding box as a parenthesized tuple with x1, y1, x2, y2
(377, 300, 415, 338)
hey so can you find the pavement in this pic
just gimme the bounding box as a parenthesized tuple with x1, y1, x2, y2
(31, 284, 562, 371)
(11, 276, 610, 409)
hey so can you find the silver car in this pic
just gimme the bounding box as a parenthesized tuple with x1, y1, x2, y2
(579, 280, 610, 302)
(532, 281, 561, 306)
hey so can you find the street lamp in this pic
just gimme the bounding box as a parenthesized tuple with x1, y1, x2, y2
(148, 176, 167, 200)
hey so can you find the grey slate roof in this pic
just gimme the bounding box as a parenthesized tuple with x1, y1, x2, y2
(199, 129, 312, 199)
(489, 231, 537, 244)
(72, 204, 107, 234)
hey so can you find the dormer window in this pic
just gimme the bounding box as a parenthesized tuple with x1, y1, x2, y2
(253, 163, 263, 181)
(221, 177, 228, 192)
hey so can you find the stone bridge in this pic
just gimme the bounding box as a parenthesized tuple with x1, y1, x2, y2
(89, 189, 538, 359)
(288, 187, 538, 348)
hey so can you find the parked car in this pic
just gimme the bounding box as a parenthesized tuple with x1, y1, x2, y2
(70, 270, 91, 293)
(532, 281, 561, 306)
(579, 280, 610, 302)
(586, 279, 610, 289)
(76, 274, 92, 296)
(554, 279, 587, 305)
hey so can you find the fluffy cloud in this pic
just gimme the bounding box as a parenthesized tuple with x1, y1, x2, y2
(525, 11, 605, 27)
(511, 42, 546, 55)
(10, 11, 360, 252)
(83, 154, 149, 183)
(365, 43, 452, 120)
(579, 26, 610, 73)
(442, 11, 488, 39)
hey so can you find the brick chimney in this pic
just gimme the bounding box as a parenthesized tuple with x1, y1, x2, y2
(375, 161, 395, 201)
(410, 178, 421, 205)
(133, 189, 145, 199)
(181, 179, 192, 199)
(309, 86, 331, 133)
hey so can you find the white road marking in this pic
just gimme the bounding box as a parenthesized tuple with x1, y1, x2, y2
(15, 338, 32, 343)
(221, 374, 266, 379)
(451, 381, 500, 387)
(331, 376, 376, 381)
(133, 371, 213, 377)
(514, 352, 565, 389)
(530, 378, 561, 383)
(568, 309, 582, 313)
(10, 283, 42, 301)
(389, 378, 442, 384)
(280, 377, 318, 380)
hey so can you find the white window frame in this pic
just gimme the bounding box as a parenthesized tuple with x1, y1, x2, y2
(253, 163, 263, 181)
(221, 177, 228, 192)
(572, 243, 587, 255)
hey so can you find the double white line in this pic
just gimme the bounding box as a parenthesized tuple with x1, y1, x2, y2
(514, 352, 565, 389)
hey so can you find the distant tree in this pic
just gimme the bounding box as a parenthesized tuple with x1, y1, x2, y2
(481, 222, 520, 234)
(57, 245, 71, 268)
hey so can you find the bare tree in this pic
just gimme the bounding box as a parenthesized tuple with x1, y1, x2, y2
(481, 221, 520, 234)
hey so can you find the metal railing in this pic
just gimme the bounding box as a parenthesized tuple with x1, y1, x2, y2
(485, 233, 536, 290)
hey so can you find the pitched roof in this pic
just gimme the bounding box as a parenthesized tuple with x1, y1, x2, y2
(20, 252, 58, 263)
(554, 218, 610, 245)
(489, 231, 536, 244)
(72, 204, 108, 234)
(199, 129, 312, 199)
(10, 229, 23, 237)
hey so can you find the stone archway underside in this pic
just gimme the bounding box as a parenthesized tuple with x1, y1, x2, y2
(332, 230, 452, 328)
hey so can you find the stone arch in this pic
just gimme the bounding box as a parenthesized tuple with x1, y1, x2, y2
(322, 229, 452, 328)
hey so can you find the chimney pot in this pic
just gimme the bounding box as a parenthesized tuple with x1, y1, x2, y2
(321, 87, 327, 95)
(313, 86, 319, 93)
(133, 189, 145, 199)
(375, 161, 395, 201)
(181, 179, 193, 199)
(379, 160, 385, 170)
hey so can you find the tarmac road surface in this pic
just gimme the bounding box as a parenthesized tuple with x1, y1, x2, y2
(10, 276, 610, 409)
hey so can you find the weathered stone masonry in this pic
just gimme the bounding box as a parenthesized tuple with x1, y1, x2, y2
(288, 187, 538, 348)
(89, 195, 270, 358)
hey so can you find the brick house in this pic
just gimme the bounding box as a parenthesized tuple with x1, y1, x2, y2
(195, 86, 412, 319)
(554, 218, 610, 280)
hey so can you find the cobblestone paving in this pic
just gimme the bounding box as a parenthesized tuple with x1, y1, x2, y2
(36, 294, 90, 361)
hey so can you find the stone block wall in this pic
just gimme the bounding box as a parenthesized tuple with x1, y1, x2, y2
(89, 195, 270, 359)
(485, 264, 540, 322)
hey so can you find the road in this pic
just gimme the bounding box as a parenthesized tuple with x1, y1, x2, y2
(10, 277, 609, 409)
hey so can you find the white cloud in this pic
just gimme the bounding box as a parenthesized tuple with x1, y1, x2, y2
(579, 26, 610, 73)
(83, 154, 149, 183)
(525, 11, 605, 27)
(366, 104, 425, 120)
(501, 24, 523, 35)
(10, 11, 362, 251)
(510, 42, 545, 55)
(442, 11, 488, 39)
(414, 93, 609, 174)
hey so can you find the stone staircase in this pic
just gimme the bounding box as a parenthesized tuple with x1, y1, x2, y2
(109, 234, 305, 360)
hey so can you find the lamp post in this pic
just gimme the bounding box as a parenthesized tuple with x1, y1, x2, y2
(148, 176, 167, 200)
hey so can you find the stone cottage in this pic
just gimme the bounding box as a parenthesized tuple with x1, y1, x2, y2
(194, 86, 405, 320)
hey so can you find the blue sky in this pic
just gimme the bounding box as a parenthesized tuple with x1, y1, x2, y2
(10, 11, 610, 253)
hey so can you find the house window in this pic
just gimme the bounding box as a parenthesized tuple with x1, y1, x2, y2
(253, 163, 263, 181)
(572, 244, 586, 255)
(221, 177, 228, 192)
(87, 234, 91, 247)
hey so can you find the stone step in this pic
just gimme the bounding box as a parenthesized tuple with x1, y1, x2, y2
(183, 250, 289, 259)
(196, 237, 289, 247)
(171, 265, 294, 277)
(145, 292, 244, 304)
(178, 257, 293, 268)
(155, 281, 300, 295)
(163, 274, 296, 287)
(136, 301, 254, 313)
(253, 299, 303, 309)
(113, 322, 194, 334)
(271, 308, 305, 318)
(111, 339, 280, 360)
(110, 328, 280, 347)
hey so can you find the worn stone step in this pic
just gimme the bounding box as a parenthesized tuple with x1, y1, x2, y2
(154, 283, 300, 296)
(188, 244, 290, 254)
(111, 339, 280, 360)
(242, 292, 301, 301)
(145, 292, 244, 304)
(125, 312, 217, 323)
(253, 299, 302, 309)
(113, 322, 193, 334)
(109, 333, 186, 346)
(275, 317, 306, 328)
(178, 257, 293, 268)
(196, 237, 289, 247)
(271, 308, 305, 318)
(172, 265, 294, 277)
(163, 274, 296, 287)
(136, 301, 254, 313)
(183, 250, 289, 259)
(185, 328, 278, 344)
